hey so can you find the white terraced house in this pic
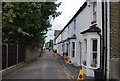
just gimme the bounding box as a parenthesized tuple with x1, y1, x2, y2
(54, 0, 120, 80)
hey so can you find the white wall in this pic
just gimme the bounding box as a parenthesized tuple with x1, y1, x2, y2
(75, 5, 91, 66)
(54, 1, 103, 77)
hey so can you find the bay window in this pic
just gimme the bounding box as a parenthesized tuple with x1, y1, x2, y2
(91, 39, 97, 66)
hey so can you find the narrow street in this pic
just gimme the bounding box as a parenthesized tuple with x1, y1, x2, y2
(3, 50, 70, 79)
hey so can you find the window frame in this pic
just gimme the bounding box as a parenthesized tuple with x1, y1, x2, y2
(68, 26, 69, 35)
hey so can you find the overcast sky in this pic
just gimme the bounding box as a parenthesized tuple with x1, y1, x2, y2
(45, 0, 86, 42)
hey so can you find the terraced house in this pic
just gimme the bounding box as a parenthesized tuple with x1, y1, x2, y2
(54, 0, 120, 80)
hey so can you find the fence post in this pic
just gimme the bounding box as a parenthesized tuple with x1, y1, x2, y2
(16, 45, 19, 65)
(4, 43, 8, 70)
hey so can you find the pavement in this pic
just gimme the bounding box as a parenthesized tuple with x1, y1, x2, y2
(2, 50, 71, 80)
(56, 53, 94, 80)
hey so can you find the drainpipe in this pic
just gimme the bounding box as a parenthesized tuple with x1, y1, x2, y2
(4, 43, 8, 70)
(102, 1, 105, 72)
(102, 0, 108, 80)
(79, 41, 82, 66)
(104, 1, 108, 80)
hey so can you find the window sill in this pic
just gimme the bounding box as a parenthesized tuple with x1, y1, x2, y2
(89, 66, 98, 70)
(71, 57, 75, 58)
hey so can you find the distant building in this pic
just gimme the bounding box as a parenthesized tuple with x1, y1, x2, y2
(54, 30, 61, 38)
(53, 30, 61, 50)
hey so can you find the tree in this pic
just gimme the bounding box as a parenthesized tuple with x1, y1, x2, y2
(2, 2, 61, 47)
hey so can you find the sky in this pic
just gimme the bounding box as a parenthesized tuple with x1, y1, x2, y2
(45, 0, 86, 42)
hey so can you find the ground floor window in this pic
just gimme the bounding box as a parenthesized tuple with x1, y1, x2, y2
(62, 44, 64, 52)
(72, 42, 75, 57)
(91, 39, 97, 67)
(66, 43, 69, 56)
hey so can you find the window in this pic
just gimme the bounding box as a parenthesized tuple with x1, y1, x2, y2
(67, 43, 68, 52)
(85, 39, 87, 54)
(68, 26, 69, 35)
(74, 19, 76, 31)
(93, 2, 97, 21)
(66, 43, 69, 56)
(92, 39, 97, 65)
(62, 44, 64, 52)
(72, 42, 75, 57)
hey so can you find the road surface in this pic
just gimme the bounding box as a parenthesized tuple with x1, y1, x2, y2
(3, 50, 70, 79)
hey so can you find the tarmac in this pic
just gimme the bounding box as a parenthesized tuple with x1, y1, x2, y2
(2, 50, 94, 81)
(3, 50, 71, 79)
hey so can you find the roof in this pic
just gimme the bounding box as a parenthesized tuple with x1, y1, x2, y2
(64, 37, 70, 41)
(69, 34, 77, 39)
(58, 34, 77, 44)
(55, 2, 87, 39)
(80, 24, 101, 34)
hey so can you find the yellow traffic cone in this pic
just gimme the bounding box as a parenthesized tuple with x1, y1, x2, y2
(68, 59, 72, 64)
(77, 70, 84, 80)
(50, 50, 55, 57)
(64, 56, 68, 62)
(50, 50, 53, 53)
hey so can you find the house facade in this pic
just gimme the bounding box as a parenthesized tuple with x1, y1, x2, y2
(54, 0, 120, 80)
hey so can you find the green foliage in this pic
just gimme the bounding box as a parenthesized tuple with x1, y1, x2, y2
(2, 2, 61, 47)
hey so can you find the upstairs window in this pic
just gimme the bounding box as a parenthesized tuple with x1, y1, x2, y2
(93, 2, 97, 21)
(74, 19, 76, 31)
(68, 26, 69, 35)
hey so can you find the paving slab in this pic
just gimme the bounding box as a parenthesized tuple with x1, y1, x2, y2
(56, 54, 94, 80)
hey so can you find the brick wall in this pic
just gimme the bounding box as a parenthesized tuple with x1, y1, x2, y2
(110, 2, 120, 58)
(118, 2, 120, 81)
(109, 2, 120, 80)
